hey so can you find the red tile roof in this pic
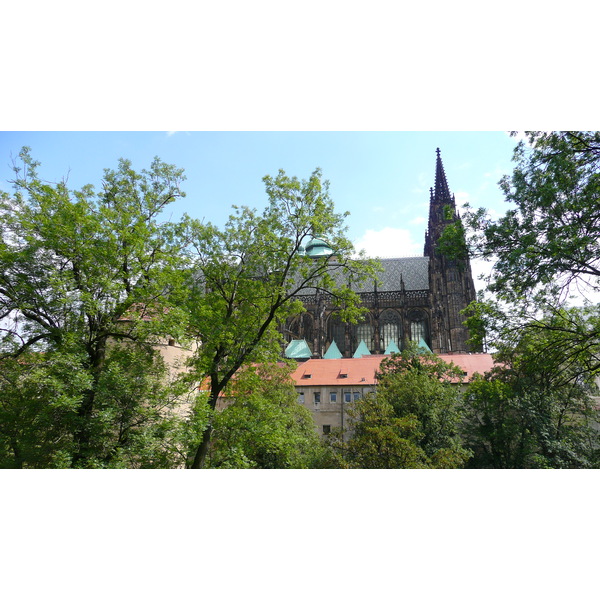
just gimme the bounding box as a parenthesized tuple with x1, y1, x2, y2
(290, 353, 495, 387)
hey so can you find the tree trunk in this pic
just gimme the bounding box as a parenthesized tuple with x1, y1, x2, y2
(189, 382, 221, 469)
(72, 340, 106, 466)
(190, 424, 213, 469)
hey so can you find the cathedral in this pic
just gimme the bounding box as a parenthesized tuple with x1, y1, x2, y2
(283, 148, 478, 358)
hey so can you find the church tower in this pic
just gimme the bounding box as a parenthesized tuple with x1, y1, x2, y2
(425, 149, 477, 354)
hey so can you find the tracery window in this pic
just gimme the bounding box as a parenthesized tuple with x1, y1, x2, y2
(327, 312, 346, 354)
(411, 320, 427, 343)
(286, 313, 314, 344)
(380, 309, 402, 351)
(407, 308, 430, 348)
(354, 316, 374, 352)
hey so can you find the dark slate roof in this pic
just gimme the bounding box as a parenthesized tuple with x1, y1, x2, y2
(294, 256, 429, 296)
(366, 257, 429, 292)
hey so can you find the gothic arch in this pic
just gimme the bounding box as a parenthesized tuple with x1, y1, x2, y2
(407, 308, 431, 348)
(326, 311, 347, 355)
(353, 313, 375, 352)
(285, 312, 314, 345)
(379, 309, 403, 351)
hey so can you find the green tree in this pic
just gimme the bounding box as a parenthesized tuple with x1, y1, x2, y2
(376, 349, 471, 467)
(455, 132, 600, 467)
(460, 131, 600, 363)
(466, 131, 600, 304)
(332, 346, 472, 468)
(331, 393, 430, 468)
(0, 352, 91, 468)
(464, 370, 600, 469)
(206, 362, 328, 469)
(182, 168, 378, 468)
(90, 343, 197, 468)
(464, 309, 600, 468)
(0, 148, 193, 467)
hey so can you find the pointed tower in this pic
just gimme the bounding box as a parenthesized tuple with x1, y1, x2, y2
(425, 149, 478, 354)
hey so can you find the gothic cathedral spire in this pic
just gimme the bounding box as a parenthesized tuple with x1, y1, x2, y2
(425, 148, 478, 353)
(425, 148, 458, 257)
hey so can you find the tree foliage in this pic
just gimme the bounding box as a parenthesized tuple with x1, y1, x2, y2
(0, 352, 90, 467)
(0, 344, 195, 468)
(464, 131, 600, 304)
(0, 148, 195, 467)
(456, 133, 600, 467)
(205, 362, 328, 469)
(182, 168, 379, 467)
(462, 319, 600, 469)
(331, 346, 472, 468)
(0, 152, 374, 468)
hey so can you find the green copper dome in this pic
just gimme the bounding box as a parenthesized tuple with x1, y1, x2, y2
(305, 238, 333, 258)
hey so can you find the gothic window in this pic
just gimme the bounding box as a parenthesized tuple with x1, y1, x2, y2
(411, 320, 427, 343)
(353, 316, 374, 351)
(286, 312, 314, 343)
(380, 309, 402, 350)
(327, 312, 346, 354)
(407, 308, 430, 347)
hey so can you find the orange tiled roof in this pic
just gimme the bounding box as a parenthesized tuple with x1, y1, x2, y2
(290, 353, 495, 387)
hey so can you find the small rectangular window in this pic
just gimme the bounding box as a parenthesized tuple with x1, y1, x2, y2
(330, 391, 337, 403)
(353, 392, 360, 401)
(323, 425, 331, 435)
(344, 391, 351, 403)
(298, 392, 305, 404)
(314, 392, 321, 404)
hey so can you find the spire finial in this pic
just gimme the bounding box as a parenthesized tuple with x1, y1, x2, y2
(433, 147, 452, 206)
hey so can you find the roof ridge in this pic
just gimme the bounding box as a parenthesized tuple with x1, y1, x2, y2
(377, 255, 429, 260)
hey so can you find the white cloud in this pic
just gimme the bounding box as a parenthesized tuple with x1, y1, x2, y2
(469, 257, 493, 294)
(354, 227, 422, 258)
(409, 216, 426, 226)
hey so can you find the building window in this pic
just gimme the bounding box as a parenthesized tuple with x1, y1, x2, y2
(314, 392, 321, 404)
(411, 320, 427, 344)
(298, 392, 305, 404)
(380, 309, 402, 350)
(330, 391, 337, 403)
(408, 309, 430, 348)
(353, 392, 360, 401)
(322, 425, 331, 435)
(344, 391, 352, 403)
(355, 319, 374, 351)
(327, 312, 346, 355)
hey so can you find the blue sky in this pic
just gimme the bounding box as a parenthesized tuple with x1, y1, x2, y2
(0, 131, 519, 290)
